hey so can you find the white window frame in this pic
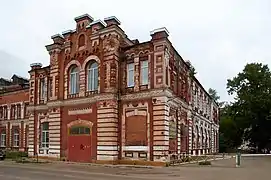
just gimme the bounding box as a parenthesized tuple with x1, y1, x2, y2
(127, 63, 134, 87)
(13, 129, 19, 147)
(69, 67, 79, 94)
(41, 122, 49, 150)
(87, 62, 98, 91)
(140, 60, 148, 85)
(0, 132, 6, 147)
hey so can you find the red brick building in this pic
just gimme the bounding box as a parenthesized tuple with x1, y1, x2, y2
(1, 14, 219, 165)
(0, 75, 29, 152)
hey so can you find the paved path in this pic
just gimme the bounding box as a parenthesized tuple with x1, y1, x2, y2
(0, 156, 270, 180)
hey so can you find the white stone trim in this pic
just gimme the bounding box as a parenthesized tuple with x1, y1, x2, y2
(123, 146, 148, 151)
(97, 146, 118, 151)
(97, 155, 118, 161)
(82, 55, 101, 69)
(68, 108, 92, 115)
(150, 27, 169, 35)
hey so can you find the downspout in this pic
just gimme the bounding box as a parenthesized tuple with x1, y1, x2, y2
(117, 52, 122, 161)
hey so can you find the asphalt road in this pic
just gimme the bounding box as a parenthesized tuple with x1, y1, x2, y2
(0, 156, 270, 180)
(0, 161, 170, 180)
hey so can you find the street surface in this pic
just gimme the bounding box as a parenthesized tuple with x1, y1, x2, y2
(0, 156, 270, 180)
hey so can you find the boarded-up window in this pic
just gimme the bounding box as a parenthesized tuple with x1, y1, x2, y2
(169, 120, 177, 139)
(125, 115, 147, 146)
(181, 124, 188, 152)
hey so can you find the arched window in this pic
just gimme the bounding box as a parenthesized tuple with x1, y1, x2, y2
(78, 34, 85, 47)
(87, 62, 98, 91)
(0, 130, 6, 147)
(13, 129, 19, 147)
(69, 66, 79, 94)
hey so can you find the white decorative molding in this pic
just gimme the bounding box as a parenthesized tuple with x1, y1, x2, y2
(123, 146, 148, 151)
(82, 55, 101, 69)
(27, 93, 116, 111)
(67, 119, 93, 128)
(68, 107, 92, 115)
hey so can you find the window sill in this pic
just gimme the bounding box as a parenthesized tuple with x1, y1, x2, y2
(68, 93, 79, 99)
(85, 90, 98, 97)
(125, 87, 134, 93)
(139, 85, 148, 91)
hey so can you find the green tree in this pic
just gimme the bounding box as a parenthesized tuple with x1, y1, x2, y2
(208, 88, 225, 107)
(189, 66, 197, 77)
(219, 104, 244, 152)
(227, 63, 271, 152)
(208, 88, 220, 102)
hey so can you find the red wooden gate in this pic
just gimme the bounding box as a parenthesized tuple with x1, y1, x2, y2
(68, 126, 91, 162)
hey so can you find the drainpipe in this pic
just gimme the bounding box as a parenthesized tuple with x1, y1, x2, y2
(117, 54, 122, 161)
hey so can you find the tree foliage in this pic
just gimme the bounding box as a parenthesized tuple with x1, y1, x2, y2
(226, 63, 271, 151)
(189, 66, 197, 78)
(219, 104, 244, 152)
(208, 88, 220, 102)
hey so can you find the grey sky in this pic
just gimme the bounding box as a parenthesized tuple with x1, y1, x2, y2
(1, 0, 271, 102)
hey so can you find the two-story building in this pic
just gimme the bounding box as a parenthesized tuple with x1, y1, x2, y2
(0, 13, 219, 165)
(0, 75, 29, 151)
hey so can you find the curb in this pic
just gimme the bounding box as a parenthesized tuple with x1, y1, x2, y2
(170, 156, 233, 166)
(54, 161, 156, 169)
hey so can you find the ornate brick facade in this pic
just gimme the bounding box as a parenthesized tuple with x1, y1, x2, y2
(0, 14, 219, 165)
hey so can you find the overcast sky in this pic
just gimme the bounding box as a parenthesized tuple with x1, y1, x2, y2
(1, 0, 270, 102)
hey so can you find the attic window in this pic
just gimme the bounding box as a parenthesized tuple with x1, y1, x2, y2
(78, 34, 85, 47)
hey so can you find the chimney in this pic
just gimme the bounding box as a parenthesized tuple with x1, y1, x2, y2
(150, 27, 169, 41)
(104, 16, 121, 26)
(30, 63, 42, 70)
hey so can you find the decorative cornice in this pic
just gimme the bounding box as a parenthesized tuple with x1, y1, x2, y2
(27, 93, 117, 111)
(86, 20, 106, 29)
(150, 27, 169, 36)
(51, 34, 64, 40)
(104, 16, 121, 25)
(121, 89, 165, 101)
(74, 14, 94, 22)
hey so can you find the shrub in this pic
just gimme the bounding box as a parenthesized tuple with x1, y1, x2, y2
(199, 161, 211, 165)
(5, 151, 28, 160)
